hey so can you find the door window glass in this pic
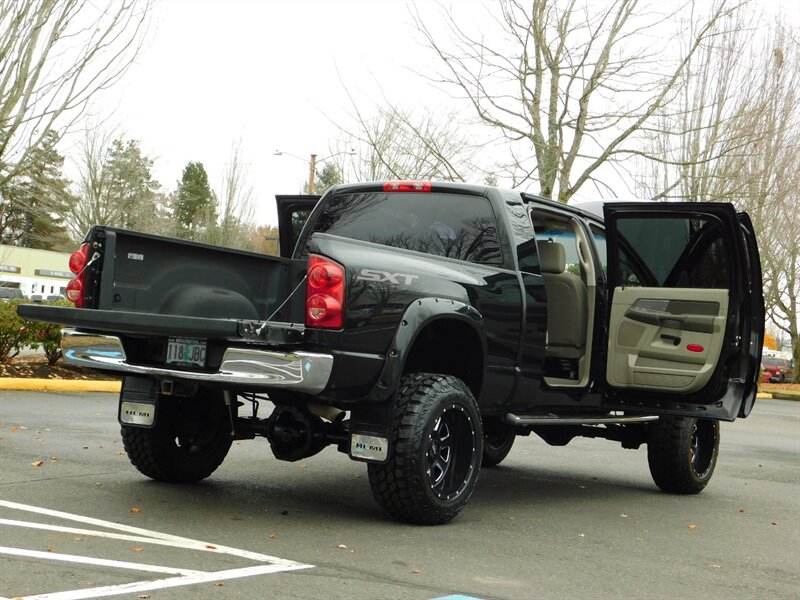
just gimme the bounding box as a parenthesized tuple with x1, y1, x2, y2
(613, 216, 729, 289)
(589, 224, 607, 277)
(291, 209, 312, 246)
(530, 212, 581, 276)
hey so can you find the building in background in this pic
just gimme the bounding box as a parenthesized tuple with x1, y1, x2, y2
(0, 244, 71, 299)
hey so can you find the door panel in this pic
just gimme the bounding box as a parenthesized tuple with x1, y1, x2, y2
(607, 287, 728, 393)
(602, 202, 755, 421)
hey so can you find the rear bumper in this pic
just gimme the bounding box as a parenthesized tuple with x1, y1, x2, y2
(61, 329, 333, 393)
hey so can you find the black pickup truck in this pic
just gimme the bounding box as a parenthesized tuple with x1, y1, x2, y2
(19, 181, 764, 525)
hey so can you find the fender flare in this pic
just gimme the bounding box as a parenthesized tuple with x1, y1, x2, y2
(364, 297, 486, 403)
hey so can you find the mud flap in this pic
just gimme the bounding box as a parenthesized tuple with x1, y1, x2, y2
(348, 400, 394, 464)
(118, 376, 158, 428)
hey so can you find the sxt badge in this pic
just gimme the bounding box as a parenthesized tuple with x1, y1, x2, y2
(357, 269, 419, 285)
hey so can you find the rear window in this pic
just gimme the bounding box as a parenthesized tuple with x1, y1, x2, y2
(309, 192, 502, 264)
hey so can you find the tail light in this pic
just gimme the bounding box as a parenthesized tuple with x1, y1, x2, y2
(66, 243, 90, 307)
(305, 255, 344, 329)
(383, 180, 432, 192)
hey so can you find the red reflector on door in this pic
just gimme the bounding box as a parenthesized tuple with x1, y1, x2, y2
(687, 344, 704, 353)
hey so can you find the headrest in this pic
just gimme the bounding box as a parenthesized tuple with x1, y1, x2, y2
(539, 241, 566, 274)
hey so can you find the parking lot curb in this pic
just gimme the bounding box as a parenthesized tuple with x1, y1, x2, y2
(770, 393, 800, 401)
(0, 378, 121, 393)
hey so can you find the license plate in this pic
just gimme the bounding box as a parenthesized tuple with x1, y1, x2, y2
(165, 338, 207, 367)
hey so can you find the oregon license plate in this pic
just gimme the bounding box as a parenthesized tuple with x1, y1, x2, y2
(165, 337, 207, 367)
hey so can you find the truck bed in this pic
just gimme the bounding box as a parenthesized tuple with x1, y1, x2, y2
(89, 227, 304, 322)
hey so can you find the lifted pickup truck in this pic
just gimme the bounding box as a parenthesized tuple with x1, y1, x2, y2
(19, 181, 764, 525)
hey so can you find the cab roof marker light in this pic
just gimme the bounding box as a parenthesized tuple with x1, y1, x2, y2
(383, 180, 432, 192)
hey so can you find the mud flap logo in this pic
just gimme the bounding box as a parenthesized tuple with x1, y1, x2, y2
(350, 434, 388, 462)
(119, 401, 156, 427)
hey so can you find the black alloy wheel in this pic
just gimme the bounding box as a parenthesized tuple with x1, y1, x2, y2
(481, 417, 516, 467)
(647, 416, 719, 494)
(427, 405, 477, 500)
(368, 373, 483, 525)
(122, 391, 232, 483)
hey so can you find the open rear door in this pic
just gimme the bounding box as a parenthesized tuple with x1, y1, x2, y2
(275, 195, 321, 258)
(601, 202, 763, 421)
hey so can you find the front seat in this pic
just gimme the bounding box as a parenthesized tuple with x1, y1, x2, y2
(538, 241, 588, 360)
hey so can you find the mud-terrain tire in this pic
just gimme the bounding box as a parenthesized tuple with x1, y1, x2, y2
(121, 392, 232, 483)
(647, 416, 719, 494)
(368, 373, 483, 525)
(481, 418, 515, 467)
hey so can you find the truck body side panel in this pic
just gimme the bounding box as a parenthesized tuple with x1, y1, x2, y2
(306, 233, 522, 405)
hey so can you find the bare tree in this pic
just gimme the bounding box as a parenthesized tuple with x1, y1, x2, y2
(634, 7, 763, 204)
(332, 89, 481, 183)
(636, 17, 800, 380)
(744, 27, 800, 381)
(69, 127, 169, 240)
(194, 142, 258, 251)
(0, 0, 150, 187)
(413, 0, 744, 202)
(68, 127, 116, 240)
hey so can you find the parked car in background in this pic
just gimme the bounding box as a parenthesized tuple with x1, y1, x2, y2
(0, 288, 24, 302)
(762, 357, 795, 383)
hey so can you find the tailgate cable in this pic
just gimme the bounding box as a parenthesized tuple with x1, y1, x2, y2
(79, 252, 101, 275)
(255, 274, 308, 335)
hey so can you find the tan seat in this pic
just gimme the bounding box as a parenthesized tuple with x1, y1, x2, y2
(539, 241, 588, 359)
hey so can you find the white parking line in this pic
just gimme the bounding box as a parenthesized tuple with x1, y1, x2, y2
(8, 565, 311, 600)
(0, 518, 247, 554)
(0, 500, 313, 599)
(0, 546, 204, 576)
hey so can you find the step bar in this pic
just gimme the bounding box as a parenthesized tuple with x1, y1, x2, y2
(504, 413, 660, 426)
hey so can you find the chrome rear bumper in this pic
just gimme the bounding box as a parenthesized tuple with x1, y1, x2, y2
(61, 329, 333, 393)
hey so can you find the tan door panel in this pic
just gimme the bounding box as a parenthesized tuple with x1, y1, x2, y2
(607, 287, 729, 393)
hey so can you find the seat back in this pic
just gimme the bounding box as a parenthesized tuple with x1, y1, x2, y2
(539, 241, 588, 357)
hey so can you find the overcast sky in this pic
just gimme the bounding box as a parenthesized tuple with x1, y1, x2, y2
(67, 0, 798, 227)
(65, 0, 479, 226)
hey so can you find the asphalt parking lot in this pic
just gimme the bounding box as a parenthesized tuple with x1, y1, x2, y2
(1, 391, 798, 600)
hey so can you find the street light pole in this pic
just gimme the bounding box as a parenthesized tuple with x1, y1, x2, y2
(308, 154, 317, 195)
(273, 149, 355, 195)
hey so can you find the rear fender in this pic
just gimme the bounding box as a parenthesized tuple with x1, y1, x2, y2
(362, 298, 485, 406)
(351, 298, 484, 441)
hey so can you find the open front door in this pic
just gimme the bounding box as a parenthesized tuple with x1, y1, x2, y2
(602, 203, 763, 421)
(275, 195, 321, 258)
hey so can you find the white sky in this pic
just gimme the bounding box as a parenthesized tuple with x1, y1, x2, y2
(65, 0, 798, 227)
(69, 0, 480, 226)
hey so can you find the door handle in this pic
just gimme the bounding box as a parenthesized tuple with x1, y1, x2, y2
(660, 334, 681, 346)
